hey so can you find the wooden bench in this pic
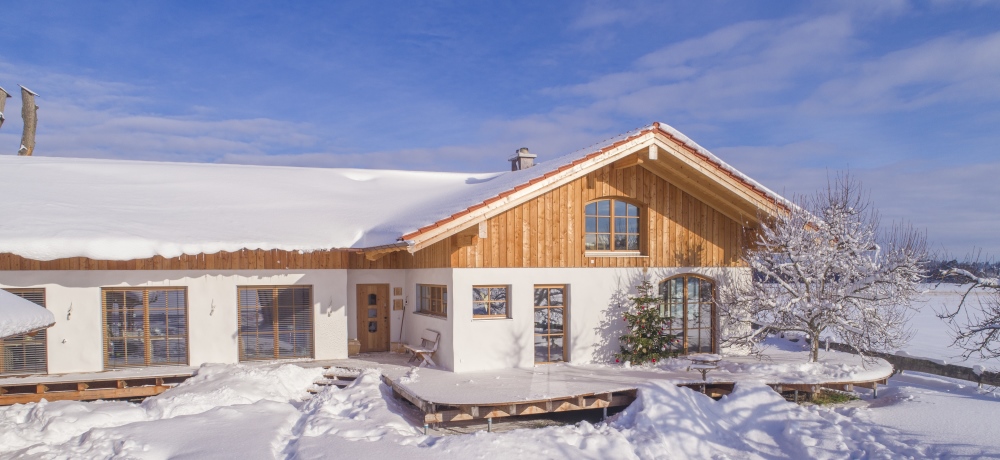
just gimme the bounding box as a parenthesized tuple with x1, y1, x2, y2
(403, 329, 440, 368)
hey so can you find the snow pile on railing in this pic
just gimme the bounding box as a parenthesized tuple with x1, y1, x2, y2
(0, 289, 54, 339)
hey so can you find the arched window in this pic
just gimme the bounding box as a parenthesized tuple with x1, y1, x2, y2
(659, 275, 715, 354)
(585, 199, 640, 251)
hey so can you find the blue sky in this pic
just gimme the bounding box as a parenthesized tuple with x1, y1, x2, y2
(0, 1, 998, 254)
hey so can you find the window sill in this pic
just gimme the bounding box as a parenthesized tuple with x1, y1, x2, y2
(413, 311, 448, 320)
(585, 251, 647, 258)
(473, 316, 512, 321)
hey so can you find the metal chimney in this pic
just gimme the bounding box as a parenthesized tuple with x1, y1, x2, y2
(509, 147, 537, 171)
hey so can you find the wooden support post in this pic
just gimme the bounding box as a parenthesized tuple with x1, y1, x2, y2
(35, 384, 48, 394)
(18, 86, 38, 156)
(0, 85, 9, 129)
(77, 382, 89, 391)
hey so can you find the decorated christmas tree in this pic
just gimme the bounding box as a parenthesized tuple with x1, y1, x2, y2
(615, 278, 678, 365)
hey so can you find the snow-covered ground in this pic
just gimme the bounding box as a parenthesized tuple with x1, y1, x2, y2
(2, 361, 997, 459)
(893, 284, 997, 370)
(2, 283, 997, 459)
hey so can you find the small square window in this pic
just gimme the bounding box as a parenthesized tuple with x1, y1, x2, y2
(473, 285, 510, 319)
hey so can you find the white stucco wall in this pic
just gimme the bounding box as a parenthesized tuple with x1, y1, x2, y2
(0, 270, 348, 374)
(0, 265, 749, 376)
(449, 266, 747, 373)
(400, 269, 454, 370)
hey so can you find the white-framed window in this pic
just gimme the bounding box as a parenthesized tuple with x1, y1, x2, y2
(473, 285, 509, 319)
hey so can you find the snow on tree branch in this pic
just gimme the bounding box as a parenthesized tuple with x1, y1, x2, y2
(936, 265, 1000, 360)
(719, 172, 927, 362)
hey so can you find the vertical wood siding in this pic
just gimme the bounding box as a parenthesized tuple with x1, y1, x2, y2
(0, 164, 747, 271)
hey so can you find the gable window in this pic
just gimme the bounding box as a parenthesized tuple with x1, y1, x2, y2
(103, 288, 188, 369)
(1, 288, 47, 376)
(417, 284, 447, 317)
(238, 286, 314, 361)
(585, 199, 640, 251)
(659, 275, 716, 354)
(473, 285, 509, 319)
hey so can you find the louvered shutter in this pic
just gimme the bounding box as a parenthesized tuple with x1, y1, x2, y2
(0, 289, 47, 375)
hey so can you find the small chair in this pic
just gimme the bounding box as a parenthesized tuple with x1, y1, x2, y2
(403, 329, 440, 368)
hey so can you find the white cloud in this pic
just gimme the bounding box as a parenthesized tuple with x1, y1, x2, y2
(805, 32, 1000, 113)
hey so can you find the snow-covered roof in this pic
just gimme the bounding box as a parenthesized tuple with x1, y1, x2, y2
(0, 289, 54, 339)
(0, 122, 787, 261)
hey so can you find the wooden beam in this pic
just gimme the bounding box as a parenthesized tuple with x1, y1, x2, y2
(652, 133, 781, 215)
(363, 246, 405, 261)
(613, 154, 643, 169)
(642, 160, 758, 226)
(0, 385, 169, 405)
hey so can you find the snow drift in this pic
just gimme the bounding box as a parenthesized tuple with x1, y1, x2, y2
(0, 363, 943, 459)
(0, 288, 54, 339)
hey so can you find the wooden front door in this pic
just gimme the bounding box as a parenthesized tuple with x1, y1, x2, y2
(356, 284, 390, 353)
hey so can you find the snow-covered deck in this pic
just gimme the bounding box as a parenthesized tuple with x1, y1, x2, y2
(300, 341, 893, 423)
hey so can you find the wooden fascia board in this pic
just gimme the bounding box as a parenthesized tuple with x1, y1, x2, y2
(407, 132, 658, 251)
(651, 132, 784, 217)
(640, 160, 757, 226)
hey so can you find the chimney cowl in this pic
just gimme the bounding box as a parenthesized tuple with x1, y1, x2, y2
(509, 147, 537, 171)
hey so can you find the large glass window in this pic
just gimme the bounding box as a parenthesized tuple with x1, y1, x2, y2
(473, 286, 509, 319)
(417, 284, 447, 317)
(103, 288, 188, 369)
(660, 276, 715, 354)
(238, 286, 313, 361)
(585, 199, 640, 251)
(1, 289, 47, 375)
(534, 286, 566, 363)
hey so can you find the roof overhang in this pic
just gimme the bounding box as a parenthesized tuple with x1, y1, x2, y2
(401, 124, 790, 252)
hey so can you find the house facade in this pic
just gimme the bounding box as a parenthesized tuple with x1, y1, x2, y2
(0, 123, 786, 375)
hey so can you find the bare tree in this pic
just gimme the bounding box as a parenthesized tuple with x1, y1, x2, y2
(721, 173, 927, 362)
(937, 265, 1000, 360)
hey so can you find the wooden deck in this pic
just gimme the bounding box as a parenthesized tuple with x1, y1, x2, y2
(0, 371, 194, 405)
(0, 353, 891, 428)
(317, 354, 893, 426)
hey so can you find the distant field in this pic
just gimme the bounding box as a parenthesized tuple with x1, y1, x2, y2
(898, 284, 997, 370)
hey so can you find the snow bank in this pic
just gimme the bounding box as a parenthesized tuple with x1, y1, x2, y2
(0, 362, 975, 459)
(0, 288, 54, 339)
(0, 362, 322, 457)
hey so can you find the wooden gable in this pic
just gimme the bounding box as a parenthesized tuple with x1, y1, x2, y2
(403, 157, 748, 269)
